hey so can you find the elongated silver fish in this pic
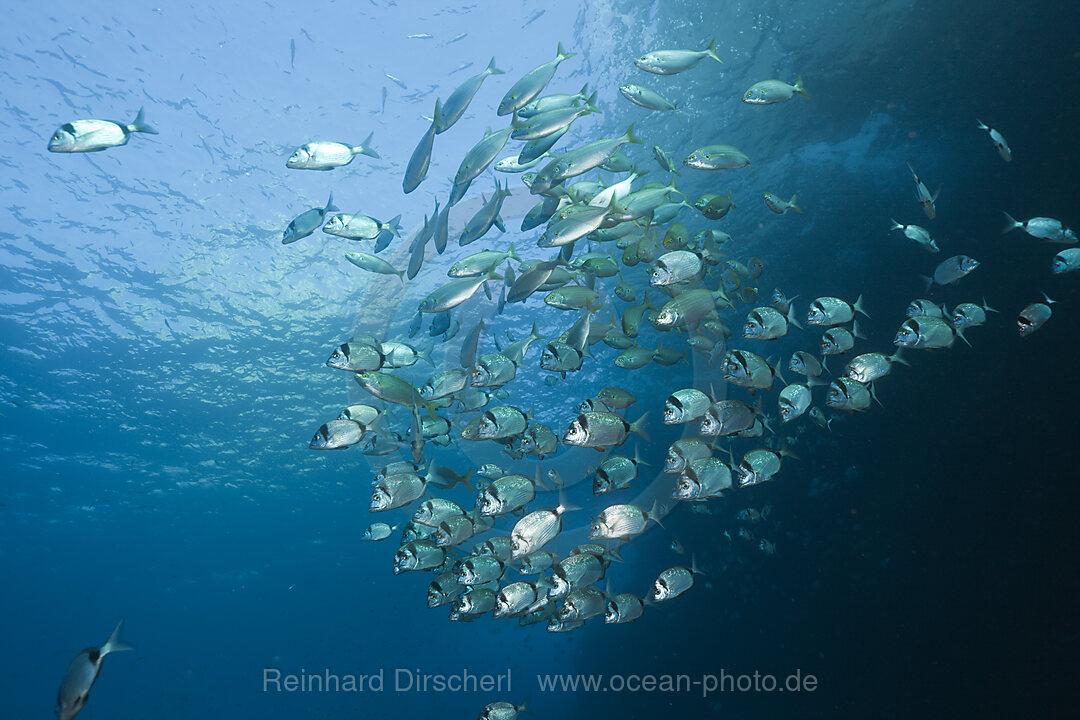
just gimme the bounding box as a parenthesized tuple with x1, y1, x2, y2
(436, 57, 505, 133)
(403, 118, 436, 193)
(634, 39, 722, 75)
(498, 43, 575, 116)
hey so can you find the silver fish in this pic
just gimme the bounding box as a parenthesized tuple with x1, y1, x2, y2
(48, 108, 156, 152)
(498, 43, 575, 116)
(436, 58, 505, 134)
(55, 621, 133, 720)
(287, 134, 379, 170)
(634, 39, 722, 75)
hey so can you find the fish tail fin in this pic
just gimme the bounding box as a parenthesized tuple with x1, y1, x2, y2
(919, 275, 933, 293)
(458, 468, 474, 493)
(433, 98, 444, 128)
(1002, 212, 1021, 234)
(586, 91, 601, 113)
(102, 620, 134, 656)
(788, 194, 803, 214)
(976, 118, 989, 131)
(955, 325, 972, 348)
(578, 82, 589, 97)
(1042, 291, 1057, 305)
(128, 107, 157, 135)
(889, 218, 903, 231)
(386, 214, 403, 237)
(690, 554, 705, 576)
(355, 131, 380, 159)
(397, 269, 407, 286)
(793, 74, 810, 99)
(982, 296, 998, 313)
(633, 444, 650, 468)
(417, 346, 434, 366)
(486, 57, 505, 75)
(325, 192, 339, 213)
(647, 499, 665, 528)
(852, 319, 866, 340)
(705, 37, 723, 64)
(629, 412, 650, 443)
(508, 241, 522, 264)
(870, 382, 884, 409)
(556, 487, 581, 515)
(556, 41, 575, 60)
(853, 294, 870, 318)
(888, 348, 911, 367)
(623, 122, 643, 146)
(786, 303, 802, 330)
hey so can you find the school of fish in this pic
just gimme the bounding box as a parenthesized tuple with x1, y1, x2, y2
(45, 32, 1076, 720)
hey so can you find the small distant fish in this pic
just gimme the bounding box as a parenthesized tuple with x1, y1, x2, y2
(763, 192, 802, 215)
(407, 33, 433, 39)
(906, 162, 939, 220)
(48, 108, 157, 152)
(521, 9, 545, 29)
(976, 119, 1011, 161)
(890, 219, 939, 253)
(55, 621, 133, 720)
(447, 33, 467, 44)
(385, 73, 408, 89)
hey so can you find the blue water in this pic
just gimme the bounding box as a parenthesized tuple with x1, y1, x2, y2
(3, 0, 1079, 717)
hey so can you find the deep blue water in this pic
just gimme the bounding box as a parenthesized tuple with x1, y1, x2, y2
(2, 0, 1079, 718)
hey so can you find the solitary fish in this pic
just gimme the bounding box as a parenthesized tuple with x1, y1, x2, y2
(634, 39, 722, 75)
(286, 133, 380, 170)
(763, 192, 802, 215)
(906, 162, 939, 220)
(976, 119, 1011, 162)
(55, 621, 133, 720)
(48, 108, 157, 152)
(743, 76, 809, 104)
